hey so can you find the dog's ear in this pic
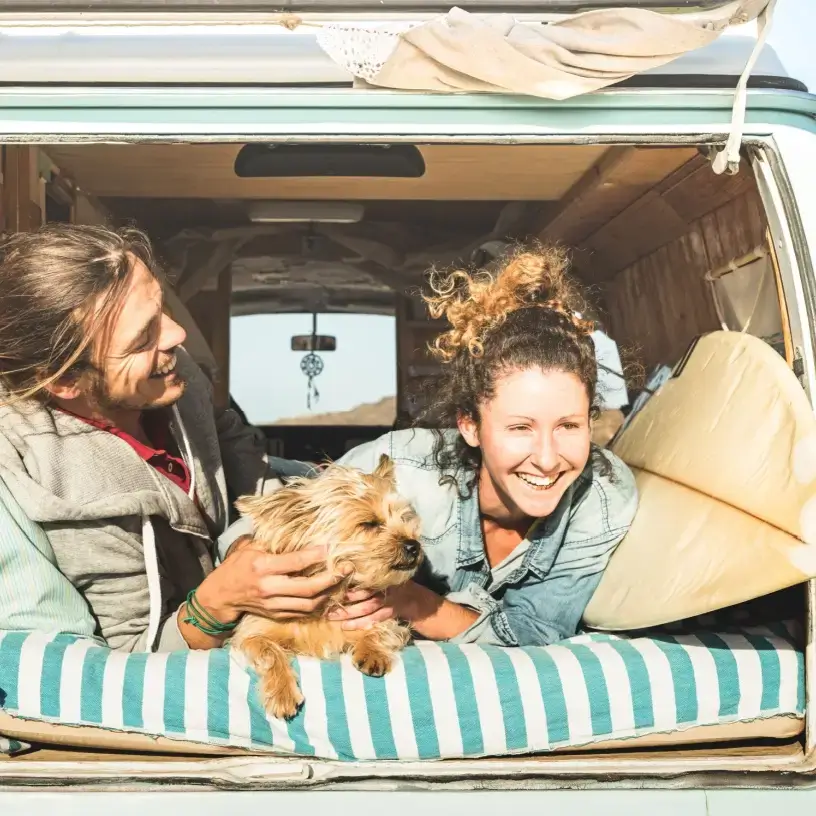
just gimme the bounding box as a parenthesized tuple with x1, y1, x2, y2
(373, 453, 395, 482)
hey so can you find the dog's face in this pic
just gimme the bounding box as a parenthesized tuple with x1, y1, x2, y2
(235, 455, 423, 593)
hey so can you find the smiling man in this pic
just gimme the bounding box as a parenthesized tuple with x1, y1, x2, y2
(0, 224, 375, 652)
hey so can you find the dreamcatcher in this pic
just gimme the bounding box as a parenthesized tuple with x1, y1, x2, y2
(301, 312, 324, 410)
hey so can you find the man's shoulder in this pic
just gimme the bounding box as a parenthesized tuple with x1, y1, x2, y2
(174, 346, 220, 424)
(386, 428, 443, 468)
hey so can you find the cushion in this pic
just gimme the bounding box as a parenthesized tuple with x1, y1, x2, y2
(585, 331, 816, 630)
(0, 475, 98, 637)
(0, 621, 803, 760)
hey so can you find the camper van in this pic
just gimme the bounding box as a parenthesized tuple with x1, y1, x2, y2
(0, 0, 815, 811)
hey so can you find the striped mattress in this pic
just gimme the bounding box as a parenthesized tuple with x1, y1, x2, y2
(0, 621, 804, 760)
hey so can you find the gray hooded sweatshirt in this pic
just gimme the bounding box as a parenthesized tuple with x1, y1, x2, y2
(0, 349, 273, 652)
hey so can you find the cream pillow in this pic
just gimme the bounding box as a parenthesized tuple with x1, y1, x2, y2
(584, 330, 816, 631)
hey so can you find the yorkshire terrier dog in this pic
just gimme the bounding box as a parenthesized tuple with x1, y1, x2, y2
(230, 455, 423, 720)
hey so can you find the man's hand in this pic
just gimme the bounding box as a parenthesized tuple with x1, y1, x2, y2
(195, 545, 351, 624)
(223, 534, 258, 559)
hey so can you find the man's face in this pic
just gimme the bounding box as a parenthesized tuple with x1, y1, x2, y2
(87, 255, 188, 413)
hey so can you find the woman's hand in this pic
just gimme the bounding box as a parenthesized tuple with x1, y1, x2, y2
(327, 582, 425, 631)
(327, 589, 395, 630)
(331, 581, 479, 640)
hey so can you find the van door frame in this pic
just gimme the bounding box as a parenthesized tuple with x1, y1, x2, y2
(0, 84, 814, 788)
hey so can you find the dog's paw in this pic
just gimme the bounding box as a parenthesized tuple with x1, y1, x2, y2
(352, 646, 393, 677)
(262, 678, 305, 720)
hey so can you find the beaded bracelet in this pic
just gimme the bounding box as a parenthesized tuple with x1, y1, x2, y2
(182, 588, 238, 637)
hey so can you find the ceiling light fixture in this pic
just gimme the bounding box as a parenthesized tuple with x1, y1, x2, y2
(247, 201, 365, 224)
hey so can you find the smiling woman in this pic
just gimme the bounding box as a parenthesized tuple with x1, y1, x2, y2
(336, 245, 638, 647)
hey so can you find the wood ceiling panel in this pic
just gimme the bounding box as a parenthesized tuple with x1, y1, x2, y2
(44, 143, 610, 201)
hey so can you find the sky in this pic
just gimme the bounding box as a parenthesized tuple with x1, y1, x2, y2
(764, 0, 813, 90)
(229, 0, 813, 425)
(231, 312, 397, 424)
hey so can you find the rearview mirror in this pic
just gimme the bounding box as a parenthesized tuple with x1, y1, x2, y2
(291, 334, 337, 352)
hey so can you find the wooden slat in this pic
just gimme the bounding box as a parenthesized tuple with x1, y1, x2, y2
(2, 146, 41, 232)
(605, 188, 768, 371)
(2, 145, 19, 232)
(585, 189, 689, 274)
(659, 154, 757, 224)
(699, 186, 767, 271)
(538, 146, 697, 246)
(574, 156, 767, 283)
(43, 143, 609, 202)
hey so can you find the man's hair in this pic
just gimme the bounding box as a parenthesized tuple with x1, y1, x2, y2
(0, 223, 161, 404)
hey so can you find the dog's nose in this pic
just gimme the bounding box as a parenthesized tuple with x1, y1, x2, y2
(403, 539, 421, 560)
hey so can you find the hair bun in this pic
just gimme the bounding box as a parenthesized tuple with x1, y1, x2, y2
(423, 244, 593, 363)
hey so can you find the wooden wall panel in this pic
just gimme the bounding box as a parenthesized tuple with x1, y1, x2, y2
(578, 156, 759, 284)
(698, 186, 768, 271)
(604, 187, 768, 372)
(2, 146, 42, 232)
(538, 147, 697, 247)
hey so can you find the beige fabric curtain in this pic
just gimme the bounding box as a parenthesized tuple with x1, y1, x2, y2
(316, 1, 770, 100)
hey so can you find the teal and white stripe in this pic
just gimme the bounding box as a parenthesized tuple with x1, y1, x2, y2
(0, 477, 98, 639)
(0, 623, 804, 760)
(0, 736, 28, 756)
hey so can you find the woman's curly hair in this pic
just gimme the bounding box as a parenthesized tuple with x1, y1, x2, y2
(415, 243, 604, 494)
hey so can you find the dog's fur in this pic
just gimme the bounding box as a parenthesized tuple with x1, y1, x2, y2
(230, 455, 422, 720)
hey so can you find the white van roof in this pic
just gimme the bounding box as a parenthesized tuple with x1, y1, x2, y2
(0, 0, 757, 11)
(0, 23, 800, 90)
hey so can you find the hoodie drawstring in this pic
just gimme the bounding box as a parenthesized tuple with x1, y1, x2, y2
(141, 516, 162, 652)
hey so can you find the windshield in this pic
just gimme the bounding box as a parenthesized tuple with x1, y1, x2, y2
(230, 312, 396, 427)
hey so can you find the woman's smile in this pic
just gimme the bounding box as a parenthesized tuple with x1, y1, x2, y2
(514, 471, 564, 491)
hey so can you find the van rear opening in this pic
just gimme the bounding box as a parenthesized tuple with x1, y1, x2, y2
(0, 139, 809, 786)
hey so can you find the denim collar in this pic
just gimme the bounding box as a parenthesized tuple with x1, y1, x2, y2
(455, 469, 484, 568)
(454, 466, 583, 579)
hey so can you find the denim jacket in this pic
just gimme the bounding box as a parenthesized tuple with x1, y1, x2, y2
(337, 429, 638, 647)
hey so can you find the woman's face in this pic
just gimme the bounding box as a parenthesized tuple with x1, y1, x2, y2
(458, 367, 592, 522)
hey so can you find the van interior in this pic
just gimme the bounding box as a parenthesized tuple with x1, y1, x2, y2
(0, 140, 805, 771)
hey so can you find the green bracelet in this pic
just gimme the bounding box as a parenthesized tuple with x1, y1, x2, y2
(182, 588, 238, 636)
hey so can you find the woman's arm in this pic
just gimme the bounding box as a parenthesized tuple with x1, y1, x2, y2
(329, 581, 479, 640)
(391, 581, 479, 639)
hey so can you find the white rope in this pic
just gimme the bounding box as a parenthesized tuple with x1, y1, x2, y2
(712, 0, 777, 176)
